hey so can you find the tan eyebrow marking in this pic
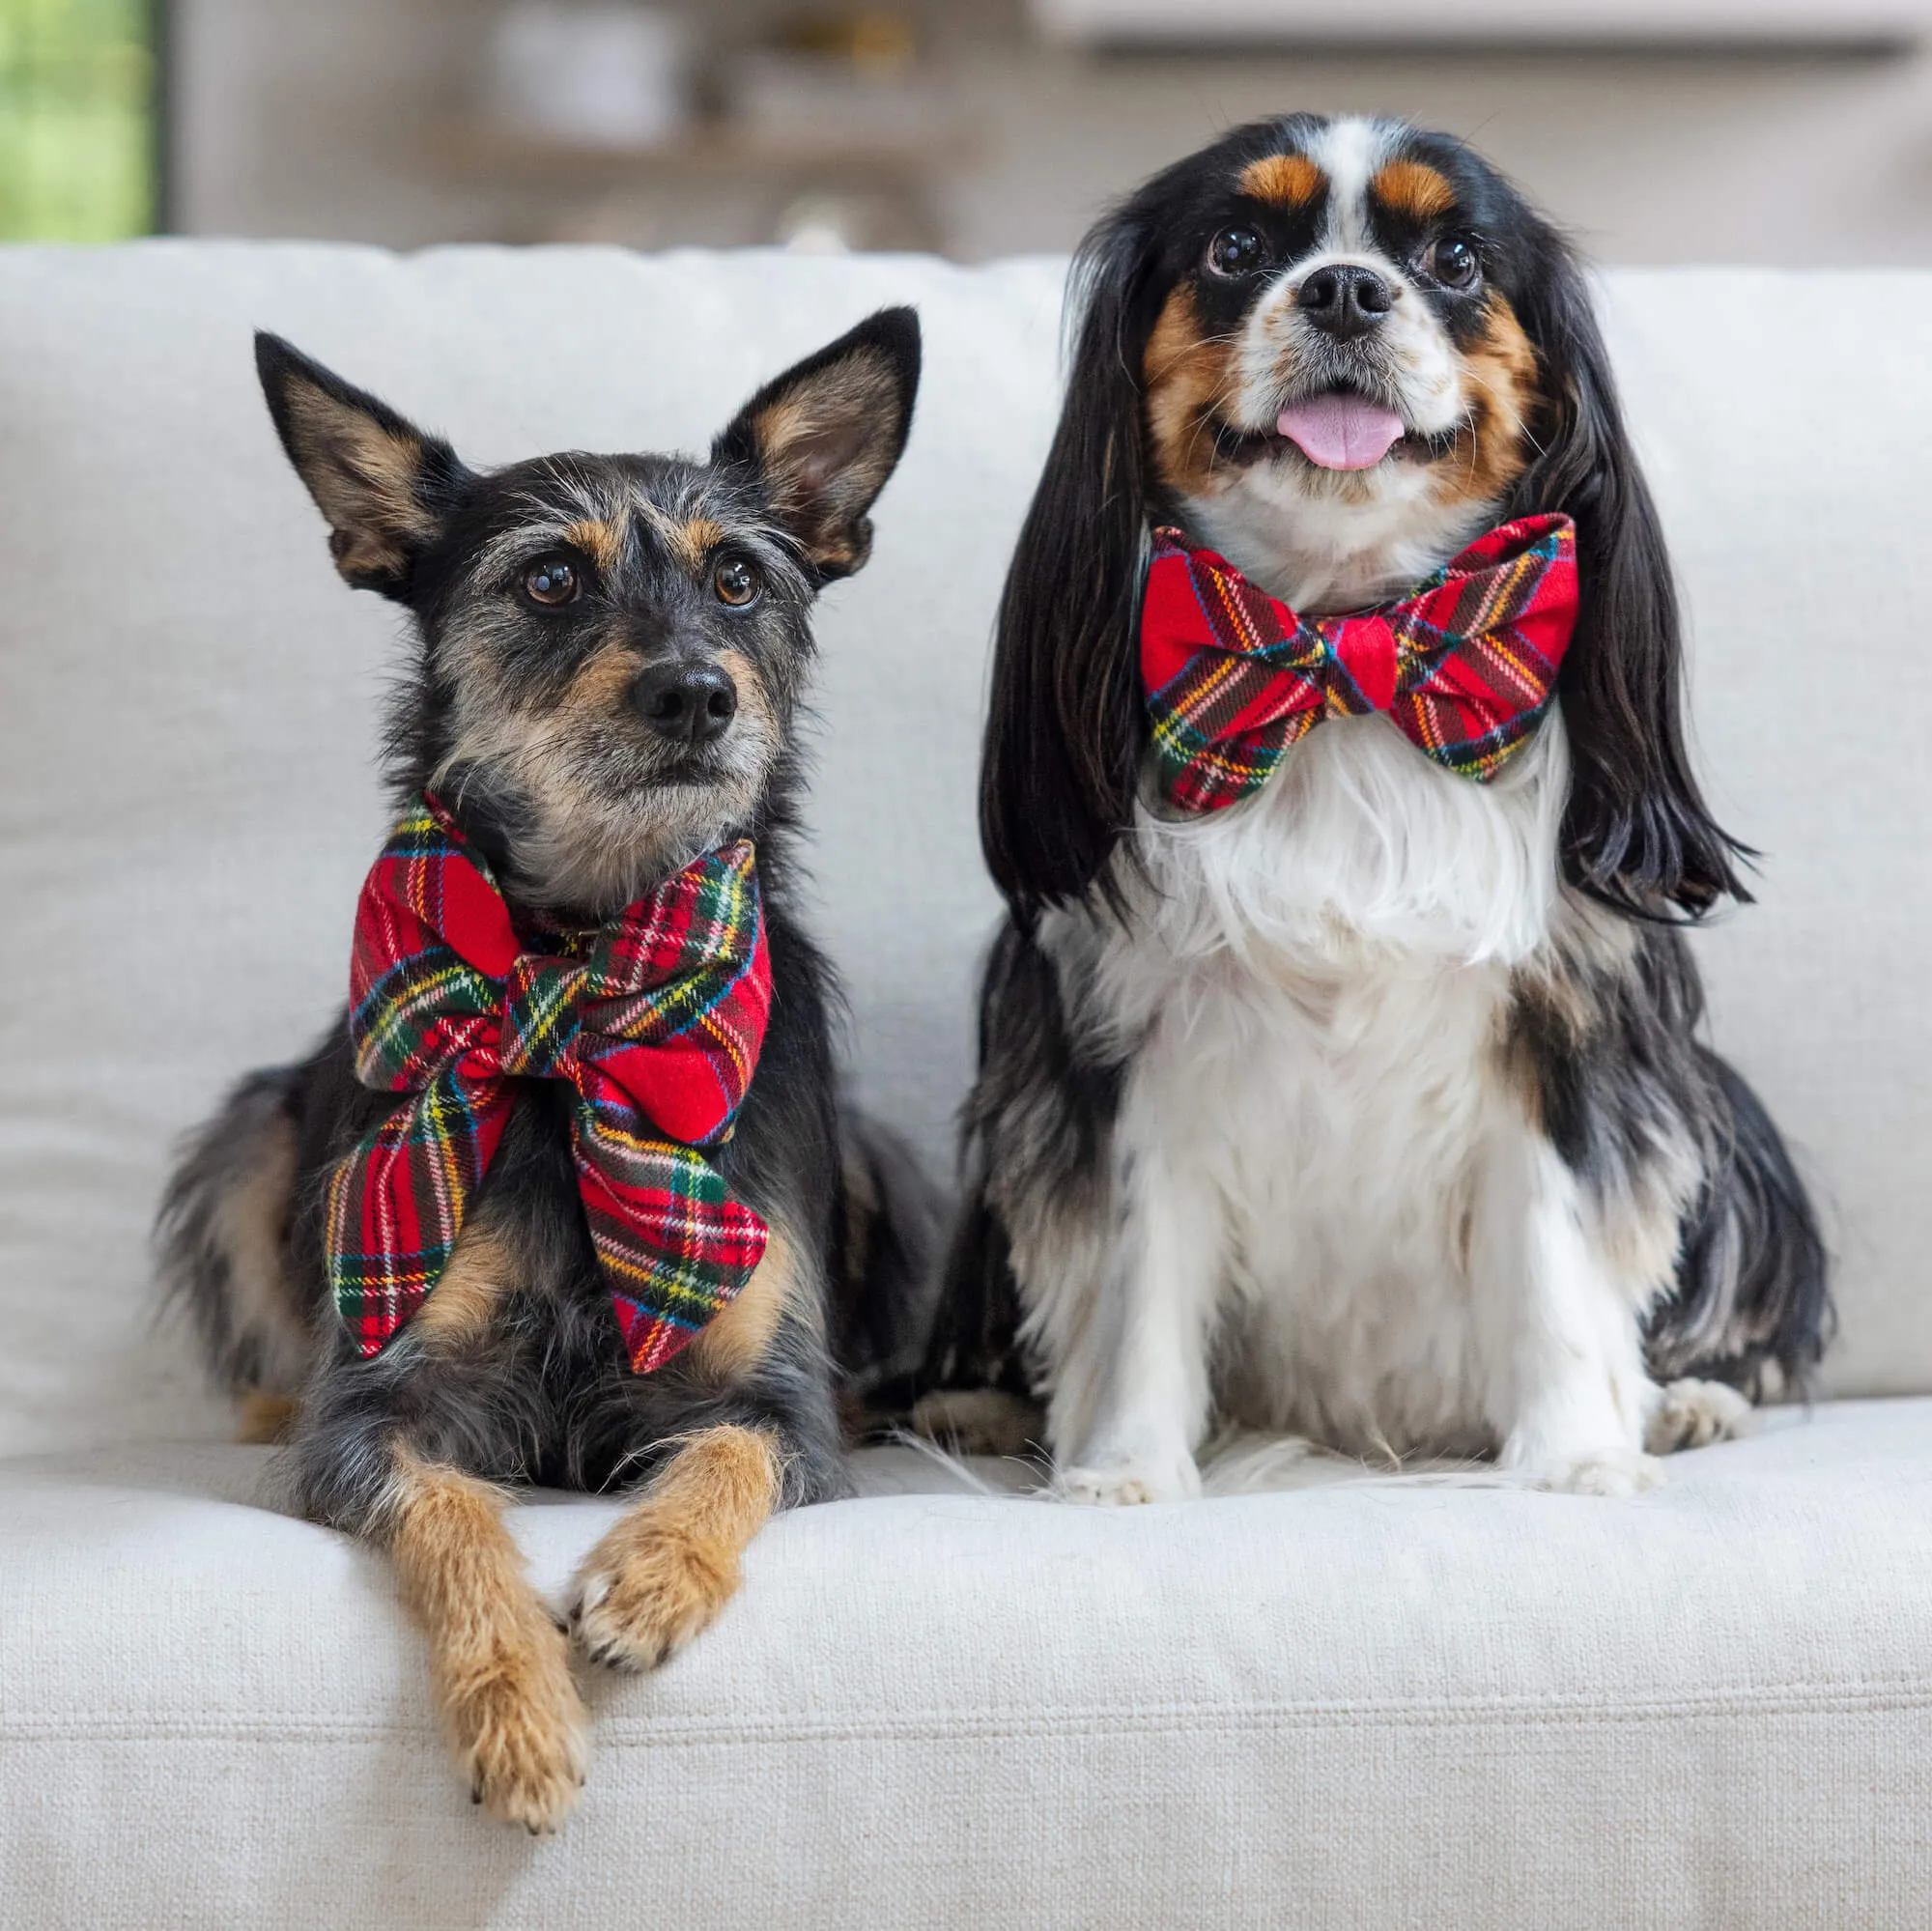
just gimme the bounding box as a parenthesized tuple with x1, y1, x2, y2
(631, 501, 727, 573)
(561, 517, 624, 572)
(1371, 159, 1458, 221)
(1239, 153, 1323, 207)
(677, 517, 724, 569)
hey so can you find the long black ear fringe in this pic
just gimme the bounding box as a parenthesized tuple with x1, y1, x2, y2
(980, 217, 1157, 920)
(1503, 232, 1751, 920)
(1648, 1047, 1833, 1400)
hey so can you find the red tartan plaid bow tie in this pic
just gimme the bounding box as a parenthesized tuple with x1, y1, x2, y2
(323, 796, 772, 1374)
(1140, 514, 1578, 812)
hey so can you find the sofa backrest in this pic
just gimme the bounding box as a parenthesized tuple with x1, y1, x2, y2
(0, 244, 1923, 1453)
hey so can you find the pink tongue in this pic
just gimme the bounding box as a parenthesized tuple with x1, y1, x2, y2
(1276, 394, 1406, 470)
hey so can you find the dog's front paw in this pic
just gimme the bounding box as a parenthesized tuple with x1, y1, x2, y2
(911, 1387, 1044, 1458)
(566, 1520, 739, 1672)
(1528, 1448, 1665, 1499)
(568, 1425, 778, 1673)
(1645, 1377, 1753, 1455)
(445, 1620, 588, 1833)
(1058, 1446, 1202, 1507)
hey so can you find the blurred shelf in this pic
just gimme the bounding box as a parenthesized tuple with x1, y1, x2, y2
(431, 119, 977, 187)
(1033, 0, 1932, 45)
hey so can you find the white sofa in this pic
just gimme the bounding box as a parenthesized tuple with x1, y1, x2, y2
(2, 243, 1930, 1929)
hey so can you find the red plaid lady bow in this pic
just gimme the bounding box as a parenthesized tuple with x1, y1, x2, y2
(1140, 514, 1578, 811)
(323, 797, 772, 1374)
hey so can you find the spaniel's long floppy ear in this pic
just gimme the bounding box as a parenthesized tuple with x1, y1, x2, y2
(254, 333, 468, 604)
(714, 305, 921, 583)
(980, 215, 1160, 918)
(1504, 237, 1748, 919)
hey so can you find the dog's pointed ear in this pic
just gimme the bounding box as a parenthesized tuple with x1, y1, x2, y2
(980, 213, 1156, 919)
(1504, 236, 1747, 920)
(254, 332, 466, 602)
(713, 306, 921, 582)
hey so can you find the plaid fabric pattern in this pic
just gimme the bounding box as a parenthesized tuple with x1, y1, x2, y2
(1141, 513, 1578, 812)
(323, 796, 772, 1374)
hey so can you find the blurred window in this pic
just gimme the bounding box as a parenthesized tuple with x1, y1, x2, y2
(0, 0, 157, 239)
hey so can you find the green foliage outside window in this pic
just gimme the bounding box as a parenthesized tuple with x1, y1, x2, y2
(0, 0, 156, 240)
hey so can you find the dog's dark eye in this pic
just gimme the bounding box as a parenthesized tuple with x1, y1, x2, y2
(1427, 238, 1481, 290)
(522, 555, 581, 607)
(714, 556, 762, 608)
(1207, 227, 1269, 278)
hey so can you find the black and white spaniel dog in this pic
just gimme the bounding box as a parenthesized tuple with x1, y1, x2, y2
(924, 114, 1830, 1501)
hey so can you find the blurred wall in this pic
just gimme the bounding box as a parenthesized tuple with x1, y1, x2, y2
(941, 45, 1932, 265)
(172, 0, 503, 244)
(169, 0, 1932, 263)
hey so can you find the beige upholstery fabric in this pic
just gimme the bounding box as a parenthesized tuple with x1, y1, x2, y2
(1, 244, 1928, 1925)
(5, 1406, 1932, 1928)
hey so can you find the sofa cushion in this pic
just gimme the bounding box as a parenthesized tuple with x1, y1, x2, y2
(3, 1402, 1929, 1928)
(0, 245, 1927, 1452)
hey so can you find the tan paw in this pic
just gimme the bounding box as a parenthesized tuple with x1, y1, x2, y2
(566, 1519, 739, 1672)
(1645, 1377, 1753, 1455)
(444, 1622, 589, 1833)
(566, 1427, 777, 1672)
(911, 1388, 1045, 1458)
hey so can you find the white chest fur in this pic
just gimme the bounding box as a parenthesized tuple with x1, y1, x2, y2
(1043, 713, 1585, 1465)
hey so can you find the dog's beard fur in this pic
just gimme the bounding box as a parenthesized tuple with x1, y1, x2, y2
(426, 659, 787, 918)
(947, 113, 1829, 1503)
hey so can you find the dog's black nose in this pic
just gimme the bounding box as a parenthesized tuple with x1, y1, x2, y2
(1297, 264, 1393, 341)
(633, 664, 738, 745)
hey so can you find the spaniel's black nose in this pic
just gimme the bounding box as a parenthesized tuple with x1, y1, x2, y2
(633, 664, 738, 745)
(1297, 265, 1393, 341)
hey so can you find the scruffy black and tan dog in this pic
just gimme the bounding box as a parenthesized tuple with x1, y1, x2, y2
(157, 309, 927, 1832)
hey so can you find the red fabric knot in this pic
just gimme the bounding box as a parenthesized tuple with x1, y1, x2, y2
(1329, 613, 1401, 717)
(497, 952, 587, 1081)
